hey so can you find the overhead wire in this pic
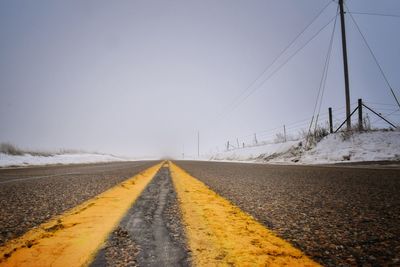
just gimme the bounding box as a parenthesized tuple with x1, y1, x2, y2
(362, 103, 400, 127)
(317, 16, 337, 115)
(314, 5, 339, 132)
(364, 101, 399, 107)
(348, 11, 400, 19)
(203, 2, 400, 152)
(306, 7, 338, 146)
(370, 108, 400, 126)
(214, 0, 335, 121)
(223, 14, 339, 119)
(345, 3, 400, 109)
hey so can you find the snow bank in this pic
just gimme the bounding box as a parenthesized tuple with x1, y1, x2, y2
(300, 131, 400, 164)
(210, 131, 400, 164)
(211, 140, 301, 162)
(0, 153, 128, 167)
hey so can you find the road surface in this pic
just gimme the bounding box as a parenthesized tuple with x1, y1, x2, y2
(1, 160, 399, 266)
(0, 161, 159, 246)
(175, 160, 400, 266)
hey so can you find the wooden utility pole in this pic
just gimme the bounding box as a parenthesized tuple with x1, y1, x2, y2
(328, 107, 333, 133)
(339, 0, 351, 130)
(197, 131, 200, 158)
(358, 99, 363, 131)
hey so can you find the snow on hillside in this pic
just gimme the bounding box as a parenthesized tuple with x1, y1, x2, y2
(300, 130, 400, 164)
(210, 130, 400, 164)
(210, 140, 300, 162)
(0, 153, 128, 167)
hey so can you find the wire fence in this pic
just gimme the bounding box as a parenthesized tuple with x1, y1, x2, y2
(220, 101, 399, 152)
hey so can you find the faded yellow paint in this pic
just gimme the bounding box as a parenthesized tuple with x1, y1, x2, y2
(0, 162, 163, 267)
(169, 162, 320, 267)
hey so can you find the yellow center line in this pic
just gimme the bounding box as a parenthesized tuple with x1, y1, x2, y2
(169, 161, 320, 266)
(0, 162, 163, 267)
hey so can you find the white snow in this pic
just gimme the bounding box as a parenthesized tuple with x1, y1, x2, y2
(209, 130, 400, 164)
(2, 131, 399, 167)
(210, 140, 300, 162)
(299, 130, 400, 164)
(0, 153, 129, 168)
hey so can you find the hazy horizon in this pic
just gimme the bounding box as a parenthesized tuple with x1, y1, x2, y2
(1, 0, 399, 158)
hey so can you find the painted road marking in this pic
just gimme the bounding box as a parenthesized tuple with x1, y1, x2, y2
(0, 162, 163, 267)
(170, 161, 320, 266)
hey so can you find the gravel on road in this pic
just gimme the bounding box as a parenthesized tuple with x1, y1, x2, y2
(0, 161, 158, 246)
(175, 161, 400, 266)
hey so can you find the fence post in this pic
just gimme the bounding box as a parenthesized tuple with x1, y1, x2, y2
(328, 107, 333, 133)
(358, 99, 363, 131)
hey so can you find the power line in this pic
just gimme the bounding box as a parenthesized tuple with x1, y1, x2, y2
(370, 109, 400, 126)
(312, 6, 339, 128)
(224, 14, 339, 118)
(345, 4, 400, 109)
(364, 101, 399, 107)
(318, 14, 337, 115)
(215, 0, 335, 121)
(349, 11, 400, 19)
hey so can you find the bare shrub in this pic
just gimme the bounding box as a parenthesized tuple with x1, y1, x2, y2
(0, 143, 94, 157)
(315, 126, 329, 141)
(305, 126, 329, 149)
(339, 128, 358, 141)
(0, 143, 24, 155)
(274, 133, 286, 143)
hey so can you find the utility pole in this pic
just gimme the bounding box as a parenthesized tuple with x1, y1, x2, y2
(328, 107, 333, 133)
(339, 0, 351, 130)
(283, 125, 287, 142)
(197, 131, 200, 158)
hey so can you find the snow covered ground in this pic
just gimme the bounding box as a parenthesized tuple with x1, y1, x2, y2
(2, 130, 399, 167)
(0, 153, 129, 168)
(210, 130, 400, 164)
(210, 140, 300, 162)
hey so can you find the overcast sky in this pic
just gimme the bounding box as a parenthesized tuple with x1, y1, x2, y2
(1, 0, 399, 158)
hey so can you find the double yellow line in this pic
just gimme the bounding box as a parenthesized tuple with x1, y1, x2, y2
(0, 161, 319, 266)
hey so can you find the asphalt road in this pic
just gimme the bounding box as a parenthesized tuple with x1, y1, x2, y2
(2, 160, 400, 266)
(0, 161, 159, 246)
(175, 160, 400, 266)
